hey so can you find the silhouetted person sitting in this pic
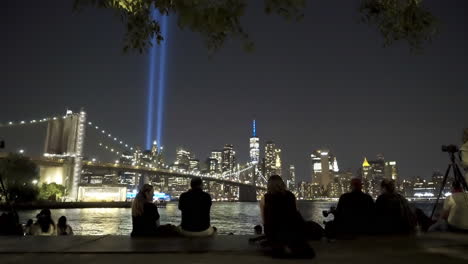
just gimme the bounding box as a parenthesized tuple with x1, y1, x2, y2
(178, 177, 216, 237)
(260, 175, 315, 258)
(375, 179, 416, 235)
(131, 184, 160, 237)
(23, 219, 34, 236)
(57, 216, 74, 236)
(31, 209, 56, 236)
(440, 181, 468, 233)
(0, 211, 23, 236)
(254, 225, 263, 235)
(327, 177, 375, 238)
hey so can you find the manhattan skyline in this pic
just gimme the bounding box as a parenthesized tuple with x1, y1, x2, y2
(2, 0, 468, 183)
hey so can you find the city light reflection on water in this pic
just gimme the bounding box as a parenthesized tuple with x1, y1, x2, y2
(16, 201, 437, 235)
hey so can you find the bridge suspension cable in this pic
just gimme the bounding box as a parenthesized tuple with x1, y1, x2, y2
(87, 121, 135, 152)
(0, 115, 67, 128)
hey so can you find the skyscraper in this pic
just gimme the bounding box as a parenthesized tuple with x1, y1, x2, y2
(222, 144, 236, 172)
(210, 150, 222, 173)
(361, 155, 386, 197)
(275, 148, 282, 177)
(174, 148, 191, 171)
(264, 141, 282, 177)
(310, 149, 338, 189)
(249, 120, 260, 165)
(287, 165, 296, 191)
(384, 161, 398, 181)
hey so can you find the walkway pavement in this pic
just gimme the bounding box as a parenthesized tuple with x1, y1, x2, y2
(0, 233, 467, 263)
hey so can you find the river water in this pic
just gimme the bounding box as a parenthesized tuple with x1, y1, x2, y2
(15, 201, 438, 235)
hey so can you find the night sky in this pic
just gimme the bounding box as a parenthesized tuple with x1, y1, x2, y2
(1, 0, 467, 183)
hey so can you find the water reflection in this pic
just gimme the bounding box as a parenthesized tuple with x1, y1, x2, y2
(16, 201, 436, 235)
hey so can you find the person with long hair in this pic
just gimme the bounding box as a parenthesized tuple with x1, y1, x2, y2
(131, 184, 160, 237)
(259, 175, 315, 258)
(30, 209, 56, 236)
(57, 216, 74, 235)
(375, 179, 416, 235)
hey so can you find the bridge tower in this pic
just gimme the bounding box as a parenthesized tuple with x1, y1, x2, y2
(44, 109, 86, 201)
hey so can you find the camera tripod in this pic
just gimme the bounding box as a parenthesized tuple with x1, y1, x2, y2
(430, 151, 468, 219)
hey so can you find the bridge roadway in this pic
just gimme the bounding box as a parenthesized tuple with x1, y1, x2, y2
(33, 157, 266, 190)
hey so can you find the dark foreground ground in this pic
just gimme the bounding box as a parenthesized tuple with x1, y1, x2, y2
(0, 233, 467, 264)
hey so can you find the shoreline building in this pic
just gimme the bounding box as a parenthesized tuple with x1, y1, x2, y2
(360, 154, 398, 197)
(264, 141, 282, 177)
(222, 144, 236, 173)
(287, 165, 296, 191)
(310, 149, 339, 191)
(249, 120, 260, 165)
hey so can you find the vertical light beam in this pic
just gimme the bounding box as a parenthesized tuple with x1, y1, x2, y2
(156, 15, 169, 150)
(146, 10, 158, 149)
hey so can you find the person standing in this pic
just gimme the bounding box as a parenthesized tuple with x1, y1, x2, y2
(131, 184, 160, 237)
(178, 177, 215, 237)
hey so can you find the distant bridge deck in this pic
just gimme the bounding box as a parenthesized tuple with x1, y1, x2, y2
(0, 233, 467, 263)
(32, 157, 266, 189)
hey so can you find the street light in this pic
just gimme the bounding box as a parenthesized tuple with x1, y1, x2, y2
(32, 179, 38, 185)
(18, 149, 24, 154)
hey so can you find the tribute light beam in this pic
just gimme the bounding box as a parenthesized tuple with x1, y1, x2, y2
(145, 10, 170, 150)
(145, 10, 159, 149)
(156, 14, 169, 151)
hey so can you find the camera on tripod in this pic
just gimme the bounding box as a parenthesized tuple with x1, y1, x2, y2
(441, 144, 459, 153)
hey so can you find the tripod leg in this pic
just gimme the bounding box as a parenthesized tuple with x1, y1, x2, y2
(431, 164, 451, 219)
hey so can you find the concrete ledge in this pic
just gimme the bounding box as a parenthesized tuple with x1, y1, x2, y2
(0, 234, 467, 263)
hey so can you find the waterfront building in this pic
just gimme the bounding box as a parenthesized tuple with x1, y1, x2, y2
(189, 159, 200, 172)
(249, 120, 260, 165)
(287, 165, 296, 191)
(328, 170, 353, 198)
(206, 158, 218, 174)
(210, 150, 223, 173)
(385, 161, 398, 181)
(360, 155, 386, 197)
(222, 144, 236, 172)
(173, 148, 192, 171)
(274, 148, 282, 177)
(310, 149, 338, 190)
(264, 141, 282, 177)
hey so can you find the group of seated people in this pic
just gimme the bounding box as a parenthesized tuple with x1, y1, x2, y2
(1, 173, 465, 258)
(326, 177, 468, 238)
(0, 209, 73, 236)
(131, 177, 216, 237)
(25, 209, 74, 236)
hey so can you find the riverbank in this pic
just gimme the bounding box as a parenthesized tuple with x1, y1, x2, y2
(0, 233, 467, 263)
(0, 201, 132, 210)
